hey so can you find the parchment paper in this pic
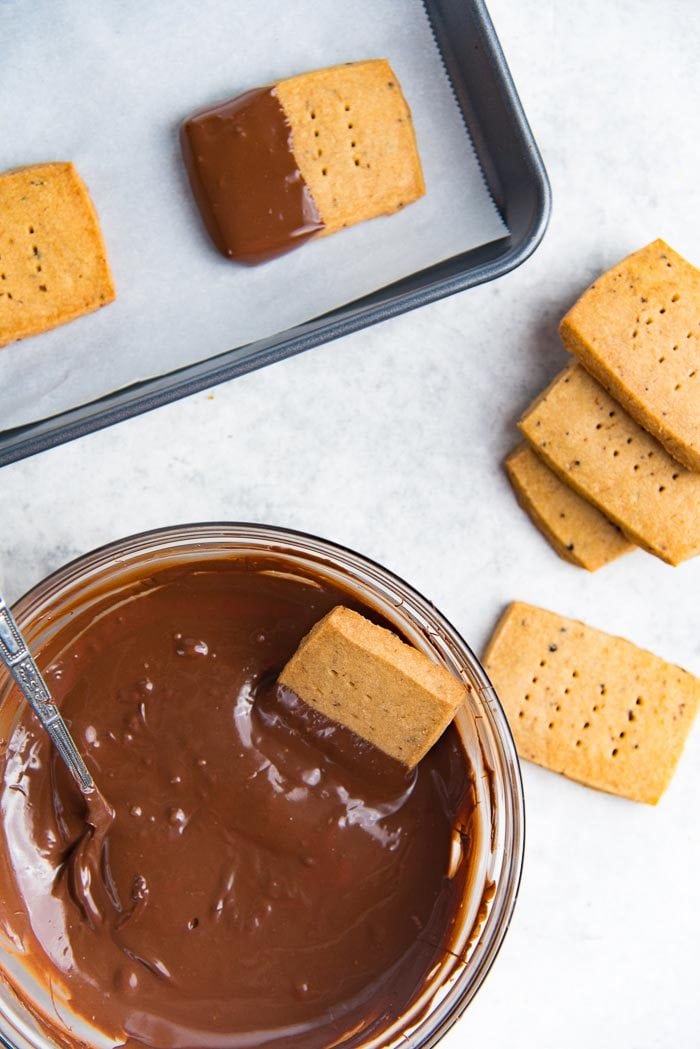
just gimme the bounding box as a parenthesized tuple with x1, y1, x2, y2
(0, 0, 507, 431)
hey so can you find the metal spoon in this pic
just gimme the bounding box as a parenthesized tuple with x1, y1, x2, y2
(0, 591, 94, 794)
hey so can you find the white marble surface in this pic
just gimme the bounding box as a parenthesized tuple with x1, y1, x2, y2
(2, 1, 699, 1046)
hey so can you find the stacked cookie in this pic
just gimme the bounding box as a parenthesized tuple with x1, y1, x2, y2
(507, 240, 700, 569)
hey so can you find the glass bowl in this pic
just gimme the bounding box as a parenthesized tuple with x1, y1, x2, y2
(0, 523, 524, 1049)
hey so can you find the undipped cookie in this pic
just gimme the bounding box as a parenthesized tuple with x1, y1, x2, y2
(505, 444, 634, 571)
(0, 162, 115, 348)
(561, 240, 700, 472)
(519, 364, 700, 565)
(483, 601, 699, 804)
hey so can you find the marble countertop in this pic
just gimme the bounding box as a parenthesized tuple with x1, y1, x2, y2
(2, 2, 699, 1046)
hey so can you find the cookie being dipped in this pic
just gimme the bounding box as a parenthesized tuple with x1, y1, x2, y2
(279, 605, 465, 768)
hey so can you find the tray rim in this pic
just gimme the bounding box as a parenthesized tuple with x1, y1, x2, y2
(0, 0, 551, 469)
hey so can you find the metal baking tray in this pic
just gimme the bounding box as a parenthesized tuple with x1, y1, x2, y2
(0, 0, 550, 468)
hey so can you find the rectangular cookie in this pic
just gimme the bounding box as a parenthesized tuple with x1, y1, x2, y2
(518, 364, 700, 564)
(505, 444, 634, 571)
(0, 162, 115, 348)
(276, 59, 425, 236)
(182, 60, 425, 264)
(279, 605, 465, 768)
(561, 240, 700, 472)
(483, 602, 700, 804)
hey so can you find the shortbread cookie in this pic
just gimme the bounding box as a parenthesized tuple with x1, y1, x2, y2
(279, 606, 465, 768)
(505, 444, 634, 571)
(181, 60, 425, 264)
(483, 602, 700, 804)
(519, 364, 700, 564)
(275, 61, 424, 237)
(0, 162, 115, 348)
(561, 240, 700, 472)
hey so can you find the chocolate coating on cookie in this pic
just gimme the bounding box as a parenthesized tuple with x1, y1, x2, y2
(181, 88, 323, 264)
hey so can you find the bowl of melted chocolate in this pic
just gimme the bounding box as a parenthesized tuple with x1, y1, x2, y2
(0, 524, 524, 1049)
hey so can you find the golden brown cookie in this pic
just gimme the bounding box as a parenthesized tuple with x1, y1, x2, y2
(279, 606, 465, 768)
(483, 601, 700, 804)
(560, 240, 700, 472)
(0, 162, 115, 348)
(519, 364, 700, 564)
(505, 444, 634, 571)
(276, 60, 425, 236)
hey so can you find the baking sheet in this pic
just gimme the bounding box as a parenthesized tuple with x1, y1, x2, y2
(0, 0, 507, 432)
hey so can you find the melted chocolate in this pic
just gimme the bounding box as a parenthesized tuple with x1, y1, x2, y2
(0, 561, 474, 1048)
(181, 88, 324, 264)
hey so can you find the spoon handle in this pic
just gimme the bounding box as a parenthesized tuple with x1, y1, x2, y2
(0, 594, 94, 794)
